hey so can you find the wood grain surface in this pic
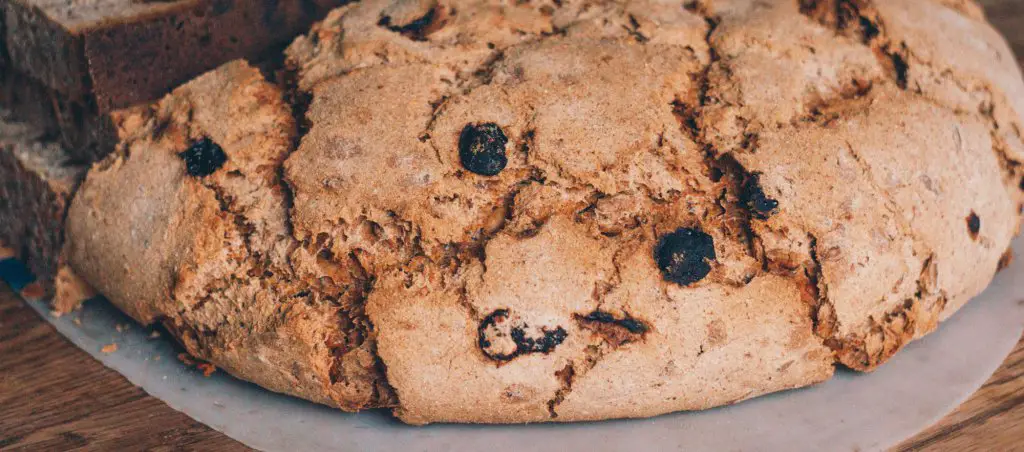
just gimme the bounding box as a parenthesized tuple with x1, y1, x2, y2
(1, 284, 1021, 451)
(2, 1, 1024, 450)
(0, 286, 246, 451)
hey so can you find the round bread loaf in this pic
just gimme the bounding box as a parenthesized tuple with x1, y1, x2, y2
(65, 0, 1024, 424)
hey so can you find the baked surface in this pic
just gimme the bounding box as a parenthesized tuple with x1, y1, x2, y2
(64, 0, 1024, 424)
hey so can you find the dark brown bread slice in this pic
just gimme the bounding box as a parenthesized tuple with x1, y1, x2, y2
(0, 69, 117, 162)
(0, 109, 86, 287)
(3, 0, 346, 113)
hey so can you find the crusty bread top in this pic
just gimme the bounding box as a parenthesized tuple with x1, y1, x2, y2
(65, 0, 1024, 424)
(65, 60, 394, 410)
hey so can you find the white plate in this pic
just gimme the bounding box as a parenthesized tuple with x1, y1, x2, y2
(8, 238, 1023, 452)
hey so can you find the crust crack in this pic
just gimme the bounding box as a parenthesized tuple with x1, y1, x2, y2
(802, 0, 1022, 192)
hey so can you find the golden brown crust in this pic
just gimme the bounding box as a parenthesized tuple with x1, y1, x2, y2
(64, 0, 1024, 424)
(65, 61, 393, 410)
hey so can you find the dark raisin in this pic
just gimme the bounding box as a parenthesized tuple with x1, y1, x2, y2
(576, 311, 648, 347)
(178, 137, 227, 177)
(459, 123, 508, 176)
(583, 311, 615, 324)
(478, 309, 516, 360)
(479, 309, 567, 361)
(654, 227, 716, 286)
(511, 325, 568, 354)
(741, 173, 779, 219)
(967, 211, 981, 239)
(891, 53, 909, 89)
(580, 311, 648, 334)
(709, 166, 724, 182)
(616, 318, 648, 334)
(858, 16, 880, 42)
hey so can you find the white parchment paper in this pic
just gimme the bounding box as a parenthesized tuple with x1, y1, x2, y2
(9, 238, 1024, 451)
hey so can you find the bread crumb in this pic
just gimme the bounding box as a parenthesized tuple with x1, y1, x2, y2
(115, 323, 128, 333)
(0, 246, 15, 259)
(177, 353, 197, 366)
(72, 317, 82, 326)
(178, 353, 216, 376)
(148, 331, 161, 339)
(49, 310, 62, 318)
(101, 343, 119, 353)
(20, 282, 45, 299)
(52, 266, 96, 314)
(197, 363, 217, 377)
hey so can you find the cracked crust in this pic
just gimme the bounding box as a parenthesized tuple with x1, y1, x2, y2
(65, 61, 394, 410)
(64, 0, 1024, 424)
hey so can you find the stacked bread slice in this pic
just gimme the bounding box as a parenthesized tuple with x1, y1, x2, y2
(0, 0, 344, 297)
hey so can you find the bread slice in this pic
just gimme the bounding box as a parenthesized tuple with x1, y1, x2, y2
(2, 0, 346, 112)
(0, 69, 118, 162)
(0, 0, 346, 162)
(0, 109, 87, 296)
(0, 109, 103, 310)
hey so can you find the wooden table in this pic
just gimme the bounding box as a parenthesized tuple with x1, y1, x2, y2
(0, 283, 1021, 451)
(3, 1, 1024, 450)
